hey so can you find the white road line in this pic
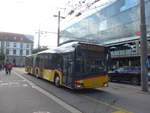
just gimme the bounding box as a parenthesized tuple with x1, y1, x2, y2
(14, 71, 82, 113)
(33, 111, 51, 113)
(1, 83, 9, 86)
(22, 84, 28, 87)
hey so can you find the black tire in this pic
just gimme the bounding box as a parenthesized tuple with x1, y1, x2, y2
(131, 77, 139, 85)
(54, 75, 60, 87)
(36, 70, 39, 78)
(36, 74, 39, 78)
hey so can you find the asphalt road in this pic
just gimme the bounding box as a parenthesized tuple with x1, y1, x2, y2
(2, 68, 150, 113)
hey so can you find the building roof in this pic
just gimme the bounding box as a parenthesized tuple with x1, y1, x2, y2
(0, 32, 33, 43)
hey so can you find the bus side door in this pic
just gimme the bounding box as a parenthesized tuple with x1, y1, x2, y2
(39, 56, 44, 77)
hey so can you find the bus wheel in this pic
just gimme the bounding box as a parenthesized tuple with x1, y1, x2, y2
(35, 73, 39, 78)
(54, 76, 60, 87)
(35, 70, 39, 78)
(35, 72, 39, 78)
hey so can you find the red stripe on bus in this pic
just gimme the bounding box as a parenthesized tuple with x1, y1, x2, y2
(75, 75, 106, 82)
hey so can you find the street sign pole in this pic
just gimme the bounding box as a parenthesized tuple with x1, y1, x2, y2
(140, 0, 148, 92)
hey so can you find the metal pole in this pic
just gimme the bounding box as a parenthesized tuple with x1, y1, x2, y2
(38, 28, 41, 48)
(57, 11, 60, 47)
(140, 0, 148, 92)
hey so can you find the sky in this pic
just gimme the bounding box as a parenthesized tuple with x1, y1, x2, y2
(0, 0, 68, 48)
(0, 0, 113, 48)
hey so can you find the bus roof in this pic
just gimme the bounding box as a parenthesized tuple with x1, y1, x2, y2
(35, 41, 106, 55)
(59, 40, 104, 47)
(26, 54, 37, 57)
(38, 42, 76, 54)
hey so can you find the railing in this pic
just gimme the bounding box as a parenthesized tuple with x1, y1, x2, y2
(111, 49, 137, 57)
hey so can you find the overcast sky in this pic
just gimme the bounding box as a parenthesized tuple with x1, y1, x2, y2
(0, 0, 112, 48)
(0, 0, 68, 48)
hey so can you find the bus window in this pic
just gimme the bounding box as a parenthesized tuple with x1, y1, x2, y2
(44, 54, 51, 69)
(35, 56, 40, 67)
(86, 57, 105, 73)
(75, 50, 106, 74)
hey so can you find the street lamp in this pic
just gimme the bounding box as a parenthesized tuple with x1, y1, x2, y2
(140, 0, 148, 92)
(54, 11, 65, 46)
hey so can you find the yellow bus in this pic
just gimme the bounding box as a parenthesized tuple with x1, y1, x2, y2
(25, 41, 110, 89)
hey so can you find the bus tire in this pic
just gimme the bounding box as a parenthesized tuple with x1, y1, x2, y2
(36, 70, 39, 78)
(54, 75, 60, 87)
(36, 74, 39, 78)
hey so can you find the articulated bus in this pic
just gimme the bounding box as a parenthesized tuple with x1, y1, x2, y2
(25, 41, 110, 89)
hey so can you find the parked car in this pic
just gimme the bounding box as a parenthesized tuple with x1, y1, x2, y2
(108, 66, 141, 85)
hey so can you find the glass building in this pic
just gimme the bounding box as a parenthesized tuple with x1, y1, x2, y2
(60, 0, 150, 68)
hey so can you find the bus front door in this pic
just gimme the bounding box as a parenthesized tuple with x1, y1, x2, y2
(62, 56, 73, 86)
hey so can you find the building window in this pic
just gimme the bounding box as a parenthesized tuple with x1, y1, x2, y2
(13, 49, 16, 55)
(120, 0, 139, 12)
(27, 44, 29, 48)
(6, 49, 9, 55)
(99, 20, 107, 31)
(20, 43, 23, 48)
(26, 50, 29, 55)
(20, 49, 23, 56)
(6, 42, 10, 47)
(14, 42, 16, 47)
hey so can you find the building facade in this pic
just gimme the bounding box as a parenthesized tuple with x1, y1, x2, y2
(0, 32, 33, 66)
(60, 0, 150, 69)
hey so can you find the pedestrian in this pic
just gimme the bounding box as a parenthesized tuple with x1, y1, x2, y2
(2, 63, 4, 70)
(0, 64, 2, 71)
(7, 63, 13, 75)
(4, 63, 9, 74)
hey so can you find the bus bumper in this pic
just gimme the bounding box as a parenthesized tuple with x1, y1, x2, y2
(74, 75, 109, 89)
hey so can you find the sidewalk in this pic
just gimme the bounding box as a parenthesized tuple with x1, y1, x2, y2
(0, 70, 71, 113)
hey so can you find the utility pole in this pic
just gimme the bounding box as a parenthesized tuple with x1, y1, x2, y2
(38, 28, 41, 49)
(57, 11, 60, 47)
(140, 0, 148, 92)
(54, 11, 65, 47)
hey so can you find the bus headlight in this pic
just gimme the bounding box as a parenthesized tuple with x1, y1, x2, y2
(76, 85, 82, 88)
(103, 82, 108, 87)
(75, 82, 84, 88)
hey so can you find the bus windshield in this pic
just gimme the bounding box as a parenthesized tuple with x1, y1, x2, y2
(75, 44, 107, 75)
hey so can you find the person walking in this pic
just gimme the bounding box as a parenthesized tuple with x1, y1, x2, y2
(0, 64, 2, 71)
(7, 63, 13, 75)
(4, 63, 9, 74)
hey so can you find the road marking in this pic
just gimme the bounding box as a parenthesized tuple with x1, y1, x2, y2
(112, 111, 130, 113)
(1, 83, 9, 86)
(33, 111, 51, 113)
(9, 82, 19, 85)
(22, 84, 28, 87)
(112, 111, 134, 113)
(0, 81, 29, 87)
(80, 94, 133, 113)
(14, 71, 82, 113)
